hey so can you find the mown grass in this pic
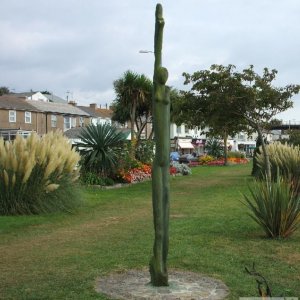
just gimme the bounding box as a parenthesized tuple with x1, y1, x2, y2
(0, 164, 299, 299)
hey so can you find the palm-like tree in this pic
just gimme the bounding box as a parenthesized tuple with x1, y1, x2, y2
(76, 124, 126, 177)
(113, 70, 152, 155)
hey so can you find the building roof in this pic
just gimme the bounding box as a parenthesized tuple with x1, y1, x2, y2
(77, 105, 113, 119)
(64, 127, 85, 139)
(96, 108, 113, 119)
(42, 93, 67, 104)
(0, 95, 39, 111)
(10, 92, 37, 97)
(77, 106, 98, 117)
(27, 100, 90, 116)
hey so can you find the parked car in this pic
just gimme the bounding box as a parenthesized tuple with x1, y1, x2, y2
(179, 153, 198, 164)
(170, 151, 180, 161)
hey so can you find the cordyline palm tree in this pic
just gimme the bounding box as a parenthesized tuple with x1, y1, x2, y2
(113, 70, 152, 156)
(75, 124, 126, 177)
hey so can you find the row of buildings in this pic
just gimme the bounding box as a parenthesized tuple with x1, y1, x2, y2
(0, 92, 115, 140)
(0, 91, 265, 156)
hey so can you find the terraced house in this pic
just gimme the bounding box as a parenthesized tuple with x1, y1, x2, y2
(0, 94, 90, 140)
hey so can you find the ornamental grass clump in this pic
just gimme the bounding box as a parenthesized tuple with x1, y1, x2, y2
(243, 175, 300, 238)
(0, 132, 80, 215)
(255, 142, 300, 184)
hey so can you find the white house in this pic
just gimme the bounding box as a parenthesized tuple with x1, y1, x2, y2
(77, 103, 112, 126)
(11, 92, 49, 102)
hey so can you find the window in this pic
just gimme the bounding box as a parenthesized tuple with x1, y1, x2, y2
(71, 117, 76, 128)
(79, 117, 84, 127)
(25, 111, 31, 124)
(64, 116, 71, 131)
(51, 115, 57, 127)
(176, 125, 182, 134)
(9, 110, 16, 123)
(238, 133, 245, 141)
(184, 125, 189, 134)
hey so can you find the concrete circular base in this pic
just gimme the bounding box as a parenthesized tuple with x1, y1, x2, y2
(95, 269, 229, 299)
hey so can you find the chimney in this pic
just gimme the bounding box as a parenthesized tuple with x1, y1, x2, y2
(90, 103, 97, 111)
(68, 100, 77, 106)
(105, 103, 108, 109)
(99, 104, 101, 109)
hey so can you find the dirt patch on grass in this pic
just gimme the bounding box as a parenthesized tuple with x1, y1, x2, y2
(276, 247, 300, 265)
(95, 269, 229, 299)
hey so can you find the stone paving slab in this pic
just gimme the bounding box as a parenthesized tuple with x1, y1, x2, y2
(95, 269, 229, 299)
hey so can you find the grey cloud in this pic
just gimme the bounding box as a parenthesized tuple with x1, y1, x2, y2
(1, 0, 300, 117)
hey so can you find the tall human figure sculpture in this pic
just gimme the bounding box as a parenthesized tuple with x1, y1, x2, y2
(149, 3, 170, 287)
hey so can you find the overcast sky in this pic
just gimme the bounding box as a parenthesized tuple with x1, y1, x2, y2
(1, 0, 300, 120)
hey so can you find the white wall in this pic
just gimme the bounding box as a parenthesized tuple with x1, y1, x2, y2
(27, 92, 49, 102)
(170, 123, 207, 139)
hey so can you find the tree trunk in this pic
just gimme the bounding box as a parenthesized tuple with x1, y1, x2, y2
(256, 126, 271, 181)
(130, 101, 137, 158)
(223, 131, 228, 166)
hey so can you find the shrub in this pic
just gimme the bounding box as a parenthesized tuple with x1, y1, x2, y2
(243, 175, 300, 238)
(76, 124, 126, 177)
(80, 172, 106, 186)
(0, 132, 80, 215)
(199, 155, 214, 165)
(170, 161, 192, 175)
(80, 171, 115, 186)
(118, 143, 142, 172)
(255, 142, 300, 188)
(205, 139, 224, 158)
(228, 151, 245, 159)
(135, 140, 155, 164)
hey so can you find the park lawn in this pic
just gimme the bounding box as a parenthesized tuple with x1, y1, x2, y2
(0, 163, 299, 300)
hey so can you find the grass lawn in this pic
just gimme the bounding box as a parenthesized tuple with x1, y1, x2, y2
(0, 163, 299, 299)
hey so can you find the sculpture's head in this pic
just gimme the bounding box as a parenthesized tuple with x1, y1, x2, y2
(156, 67, 168, 84)
(155, 3, 163, 19)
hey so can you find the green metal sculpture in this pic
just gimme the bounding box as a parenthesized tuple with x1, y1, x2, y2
(149, 3, 170, 287)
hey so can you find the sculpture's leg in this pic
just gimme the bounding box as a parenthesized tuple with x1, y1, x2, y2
(150, 164, 169, 286)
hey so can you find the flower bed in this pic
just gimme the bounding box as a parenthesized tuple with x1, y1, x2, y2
(118, 161, 193, 183)
(206, 157, 249, 166)
(118, 164, 152, 183)
(227, 157, 249, 164)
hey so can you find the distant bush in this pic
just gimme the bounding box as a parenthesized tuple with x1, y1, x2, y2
(81, 172, 106, 186)
(135, 140, 155, 164)
(199, 155, 215, 165)
(0, 132, 80, 215)
(170, 161, 192, 175)
(205, 139, 224, 158)
(228, 151, 245, 159)
(243, 175, 300, 238)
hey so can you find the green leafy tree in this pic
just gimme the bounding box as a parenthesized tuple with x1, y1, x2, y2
(233, 66, 300, 180)
(181, 64, 250, 165)
(0, 86, 9, 96)
(113, 70, 152, 155)
(111, 79, 153, 143)
(285, 130, 300, 146)
(75, 124, 126, 177)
